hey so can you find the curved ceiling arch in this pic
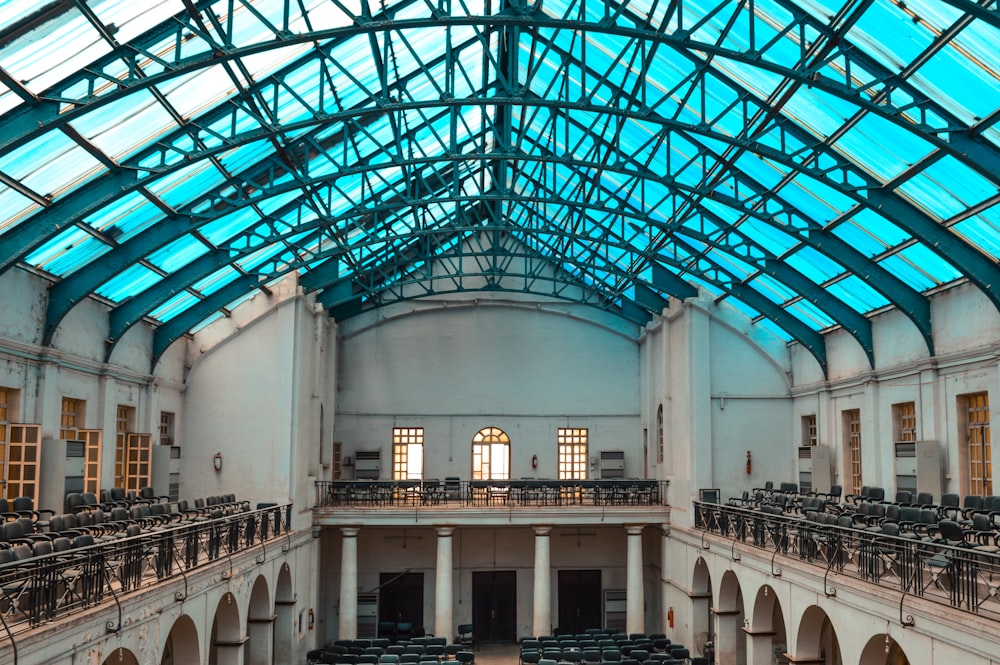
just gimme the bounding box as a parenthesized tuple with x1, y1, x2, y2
(1, 0, 999, 378)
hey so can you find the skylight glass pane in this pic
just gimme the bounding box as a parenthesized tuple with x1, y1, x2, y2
(25, 229, 112, 276)
(69, 90, 179, 160)
(953, 216, 1000, 260)
(97, 264, 163, 302)
(148, 236, 211, 273)
(0, 5, 110, 94)
(0, 130, 104, 200)
(149, 291, 197, 323)
(896, 156, 997, 219)
(824, 275, 889, 313)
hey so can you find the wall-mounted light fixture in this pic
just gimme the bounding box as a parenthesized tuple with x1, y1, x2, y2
(213, 452, 223, 472)
(531, 454, 538, 468)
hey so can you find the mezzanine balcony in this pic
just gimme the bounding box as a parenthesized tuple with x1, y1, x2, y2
(313, 478, 670, 528)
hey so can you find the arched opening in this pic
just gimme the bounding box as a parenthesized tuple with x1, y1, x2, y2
(209, 592, 244, 665)
(690, 557, 713, 653)
(859, 634, 911, 665)
(472, 427, 510, 480)
(160, 614, 200, 665)
(274, 563, 295, 665)
(748, 585, 786, 665)
(247, 575, 273, 665)
(102, 647, 140, 665)
(714, 570, 745, 665)
(795, 605, 841, 665)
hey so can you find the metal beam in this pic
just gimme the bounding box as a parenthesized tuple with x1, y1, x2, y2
(763, 258, 874, 368)
(150, 274, 261, 370)
(727, 283, 828, 376)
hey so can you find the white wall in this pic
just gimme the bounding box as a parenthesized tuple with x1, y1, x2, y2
(334, 301, 642, 480)
(0, 268, 185, 505)
(181, 275, 325, 514)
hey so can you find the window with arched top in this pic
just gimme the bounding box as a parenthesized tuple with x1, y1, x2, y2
(656, 404, 664, 464)
(472, 427, 510, 480)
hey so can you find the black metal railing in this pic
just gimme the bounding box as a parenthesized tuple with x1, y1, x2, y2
(693, 500, 1000, 621)
(315, 479, 669, 508)
(0, 503, 292, 632)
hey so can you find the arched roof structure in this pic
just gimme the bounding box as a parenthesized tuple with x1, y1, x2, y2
(1, 0, 998, 374)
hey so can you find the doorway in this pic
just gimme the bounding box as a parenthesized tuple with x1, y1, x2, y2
(472, 571, 516, 642)
(558, 570, 602, 635)
(379, 573, 424, 631)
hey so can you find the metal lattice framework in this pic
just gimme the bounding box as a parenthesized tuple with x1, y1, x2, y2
(1, 0, 999, 374)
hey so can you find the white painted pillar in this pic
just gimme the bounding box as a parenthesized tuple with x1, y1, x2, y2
(247, 617, 275, 665)
(745, 629, 774, 665)
(713, 609, 740, 665)
(339, 527, 360, 639)
(625, 524, 645, 635)
(533, 525, 553, 637)
(435, 526, 455, 640)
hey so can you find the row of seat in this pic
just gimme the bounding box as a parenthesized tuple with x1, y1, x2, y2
(1, 492, 251, 565)
(307, 638, 474, 665)
(519, 632, 704, 665)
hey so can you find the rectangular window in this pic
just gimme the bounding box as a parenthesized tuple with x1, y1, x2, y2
(61, 397, 86, 439)
(964, 392, 992, 496)
(392, 427, 424, 480)
(893, 402, 917, 444)
(115, 405, 136, 487)
(802, 414, 817, 446)
(124, 433, 152, 492)
(0, 387, 10, 499)
(78, 429, 103, 494)
(159, 411, 175, 446)
(844, 409, 862, 495)
(558, 427, 588, 480)
(5, 423, 41, 503)
(332, 442, 342, 480)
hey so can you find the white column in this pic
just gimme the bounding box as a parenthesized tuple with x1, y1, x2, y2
(625, 524, 645, 635)
(533, 525, 553, 637)
(339, 527, 360, 639)
(435, 526, 455, 640)
(746, 629, 775, 665)
(713, 610, 740, 665)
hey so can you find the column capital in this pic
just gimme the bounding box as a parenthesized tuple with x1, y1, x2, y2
(625, 524, 646, 536)
(533, 525, 553, 536)
(341, 527, 361, 538)
(435, 526, 455, 537)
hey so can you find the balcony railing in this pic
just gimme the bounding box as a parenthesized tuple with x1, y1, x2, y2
(315, 479, 668, 508)
(0, 503, 292, 633)
(693, 500, 1000, 621)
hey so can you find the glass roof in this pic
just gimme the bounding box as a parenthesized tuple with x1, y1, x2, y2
(1, 0, 999, 374)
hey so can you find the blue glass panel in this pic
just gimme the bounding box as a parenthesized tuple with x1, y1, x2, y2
(25, 230, 112, 277)
(0, 130, 105, 200)
(832, 212, 908, 258)
(68, 91, 178, 160)
(149, 291, 197, 323)
(81, 191, 164, 243)
(889, 243, 961, 288)
(824, 275, 890, 313)
(97, 264, 163, 302)
(147, 236, 211, 273)
(953, 216, 1000, 260)
(783, 246, 846, 283)
(896, 155, 997, 219)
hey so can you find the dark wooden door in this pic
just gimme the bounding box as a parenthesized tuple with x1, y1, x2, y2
(558, 570, 602, 635)
(472, 570, 517, 642)
(379, 572, 424, 629)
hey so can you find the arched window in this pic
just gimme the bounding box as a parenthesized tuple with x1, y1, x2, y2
(472, 427, 510, 480)
(656, 404, 664, 464)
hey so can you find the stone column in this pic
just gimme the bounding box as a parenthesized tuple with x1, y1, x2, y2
(660, 525, 670, 634)
(339, 527, 360, 639)
(745, 628, 777, 665)
(713, 609, 740, 665)
(626, 524, 645, 634)
(533, 525, 553, 637)
(435, 526, 455, 640)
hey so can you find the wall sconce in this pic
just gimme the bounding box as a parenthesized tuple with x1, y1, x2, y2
(213, 452, 223, 472)
(531, 454, 538, 469)
(746, 450, 752, 475)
